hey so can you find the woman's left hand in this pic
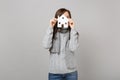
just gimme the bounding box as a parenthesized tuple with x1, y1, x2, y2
(68, 19, 75, 29)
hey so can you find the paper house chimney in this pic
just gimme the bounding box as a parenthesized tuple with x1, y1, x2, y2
(57, 15, 69, 29)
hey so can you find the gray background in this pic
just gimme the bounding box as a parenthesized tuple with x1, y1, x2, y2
(0, 0, 120, 80)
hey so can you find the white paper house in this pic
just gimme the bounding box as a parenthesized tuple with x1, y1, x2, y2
(57, 15, 69, 29)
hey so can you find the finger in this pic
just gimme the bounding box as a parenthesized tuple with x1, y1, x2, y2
(71, 22, 74, 25)
(54, 18, 58, 21)
(68, 18, 72, 21)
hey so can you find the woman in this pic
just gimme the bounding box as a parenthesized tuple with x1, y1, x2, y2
(43, 8, 79, 80)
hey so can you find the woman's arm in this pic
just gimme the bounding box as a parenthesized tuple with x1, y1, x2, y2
(68, 19, 79, 52)
(42, 18, 57, 49)
(42, 27, 53, 49)
(69, 28, 79, 52)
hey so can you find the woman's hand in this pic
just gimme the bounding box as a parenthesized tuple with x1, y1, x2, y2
(50, 18, 57, 28)
(68, 19, 75, 29)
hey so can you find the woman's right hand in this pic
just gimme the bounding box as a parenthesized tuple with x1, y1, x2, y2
(50, 18, 57, 28)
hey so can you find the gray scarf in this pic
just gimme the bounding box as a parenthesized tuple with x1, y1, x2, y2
(49, 28, 70, 55)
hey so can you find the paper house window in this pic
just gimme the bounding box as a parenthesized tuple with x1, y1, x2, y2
(57, 15, 69, 29)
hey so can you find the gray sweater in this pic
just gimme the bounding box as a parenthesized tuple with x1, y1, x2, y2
(43, 26, 79, 74)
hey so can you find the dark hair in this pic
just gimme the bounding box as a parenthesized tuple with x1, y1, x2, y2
(54, 8, 71, 19)
(52, 8, 72, 40)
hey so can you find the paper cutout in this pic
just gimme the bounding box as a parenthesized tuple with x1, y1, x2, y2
(57, 15, 69, 29)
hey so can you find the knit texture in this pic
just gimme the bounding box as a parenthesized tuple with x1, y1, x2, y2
(43, 27, 79, 74)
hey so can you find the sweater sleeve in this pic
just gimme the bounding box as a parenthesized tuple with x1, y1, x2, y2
(42, 27, 53, 49)
(69, 28, 79, 52)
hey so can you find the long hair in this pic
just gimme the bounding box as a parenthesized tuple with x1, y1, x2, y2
(52, 8, 72, 40)
(49, 8, 72, 53)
